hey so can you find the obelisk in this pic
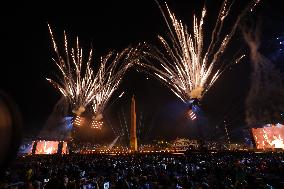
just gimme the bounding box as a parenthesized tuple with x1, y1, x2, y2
(130, 95, 138, 151)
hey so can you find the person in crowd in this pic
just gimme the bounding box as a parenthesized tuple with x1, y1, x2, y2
(0, 152, 283, 188)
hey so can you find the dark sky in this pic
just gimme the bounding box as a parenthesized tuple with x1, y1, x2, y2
(1, 0, 284, 143)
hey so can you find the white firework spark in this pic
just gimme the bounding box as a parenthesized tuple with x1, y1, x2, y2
(47, 24, 96, 115)
(137, 0, 261, 102)
(47, 25, 138, 116)
(251, 0, 261, 12)
(92, 47, 139, 120)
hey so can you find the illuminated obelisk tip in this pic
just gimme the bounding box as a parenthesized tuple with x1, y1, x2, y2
(130, 95, 138, 151)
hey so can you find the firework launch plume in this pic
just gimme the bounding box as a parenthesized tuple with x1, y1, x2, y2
(241, 22, 284, 126)
(137, 0, 261, 103)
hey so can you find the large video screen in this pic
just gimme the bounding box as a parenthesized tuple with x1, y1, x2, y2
(252, 124, 284, 149)
(35, 141, 59, 154)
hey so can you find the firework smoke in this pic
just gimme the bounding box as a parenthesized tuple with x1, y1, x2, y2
(39, 97, 70, 140)
(137, 0, 261, 103)
(242, 23, 284, 126)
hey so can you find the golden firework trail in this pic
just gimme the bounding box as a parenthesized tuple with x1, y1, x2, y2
(47, 25, 138, 116)
(138, 0, 261, 102)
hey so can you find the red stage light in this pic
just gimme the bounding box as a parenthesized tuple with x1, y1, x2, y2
(188, 110, 196, 120)
(91, 120, 103, 129)
(74, 116, 85, 127)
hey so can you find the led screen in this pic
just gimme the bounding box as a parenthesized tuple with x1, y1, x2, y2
(252, 124, 284, 149)
(35, 141, 59, 154)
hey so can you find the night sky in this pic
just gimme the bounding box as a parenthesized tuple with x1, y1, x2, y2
(2, 0, 284, 143)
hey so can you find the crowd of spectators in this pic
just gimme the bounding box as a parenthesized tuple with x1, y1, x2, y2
(0, 152, 284, 189)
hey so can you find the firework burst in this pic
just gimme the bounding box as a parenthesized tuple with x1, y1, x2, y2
(137, 0, 261, 102)
(47, 24, 97, 116)
(92, 47, 139, 121)
(47, 25, 138, 117)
